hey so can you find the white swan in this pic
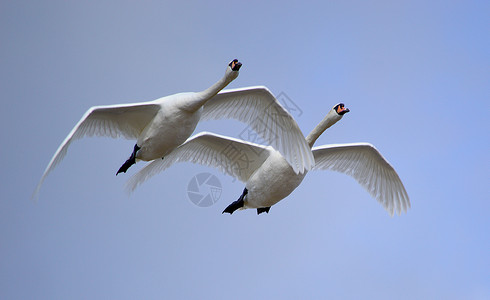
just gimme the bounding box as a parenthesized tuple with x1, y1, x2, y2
(127, 104, 410, 216)
(34, 59, 315, 198)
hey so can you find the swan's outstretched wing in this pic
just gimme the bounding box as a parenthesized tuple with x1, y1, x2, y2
(126, 132, 271, 193)
(33, 102, 160, 198)
(202, 86, 314, 174)
(312, 143, 410, 216)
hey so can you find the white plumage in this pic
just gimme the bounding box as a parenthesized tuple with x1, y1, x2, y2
(201, 86, 314, 171)
(127, 103, 410, 216)
(33, 60, 314, 198)
(312, 143, 410, 215)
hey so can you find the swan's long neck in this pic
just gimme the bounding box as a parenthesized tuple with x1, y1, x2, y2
(305, 110, 342, 148)
(198, 75, 233, 100)
(184, 71, 236, 112)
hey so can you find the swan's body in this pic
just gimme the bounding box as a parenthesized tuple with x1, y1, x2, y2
(135, 93, 202, 160)
(244, 150, 306, 208)
(127, 104, 410, 216)
(34, 60, 315, 197)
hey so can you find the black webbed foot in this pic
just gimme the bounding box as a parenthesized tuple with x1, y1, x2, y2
(257, 207, 271, 215)
(222, 188, 248, 215)
(222, 199, 244, 214)
(116, 144, 140, 175)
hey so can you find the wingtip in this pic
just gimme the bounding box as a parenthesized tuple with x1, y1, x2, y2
(284, 148, 314, 175)
(31, 181, 43, 202)
(386, 198, 412, 217)
(31, 191, 40, 202)
(124, 178, 139, 196)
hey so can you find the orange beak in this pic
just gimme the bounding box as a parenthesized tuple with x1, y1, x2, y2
(231, 60, 242, 71)
(336, 104, 350, 115)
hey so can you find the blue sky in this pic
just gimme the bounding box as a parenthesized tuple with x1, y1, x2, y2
(1, 1, 488, 299)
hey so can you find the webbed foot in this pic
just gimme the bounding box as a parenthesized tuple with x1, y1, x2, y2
(116, 144, 140, 175)
(257, 207, 271, 215)
(222, 188, 248, 215)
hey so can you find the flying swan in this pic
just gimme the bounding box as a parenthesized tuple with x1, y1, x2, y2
(126, 103, 410, 216)
(33, 59, 315, 197)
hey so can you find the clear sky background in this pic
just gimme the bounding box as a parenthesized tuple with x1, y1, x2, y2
(1, 1, 488, 299)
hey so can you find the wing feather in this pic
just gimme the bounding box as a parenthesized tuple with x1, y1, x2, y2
(126, 132, 271, 193)
(312, 143, 410, 216)
(202, 86, 314, 174)
(33, 102, 160, 198)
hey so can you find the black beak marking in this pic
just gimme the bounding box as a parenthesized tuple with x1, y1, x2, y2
(229, 59, 242, 71)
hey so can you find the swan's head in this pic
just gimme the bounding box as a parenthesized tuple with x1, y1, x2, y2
(226, 59, 242, 80)
(334, 103, 350, 116)
(326, 103, 350, 124)
(229, 59, 242, 71)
